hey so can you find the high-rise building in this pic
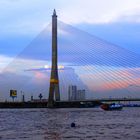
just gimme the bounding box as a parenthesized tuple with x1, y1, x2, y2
(76, 89, 86, 100)
(68, 85, 77, 101)
(68, 85, 86, 101)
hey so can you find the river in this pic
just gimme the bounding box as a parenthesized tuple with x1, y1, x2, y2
(0, 107, 140, 140)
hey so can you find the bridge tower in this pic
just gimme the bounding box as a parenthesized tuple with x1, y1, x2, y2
(47, 9, 60, 108)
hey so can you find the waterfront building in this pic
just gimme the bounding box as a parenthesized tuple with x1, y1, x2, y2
(68, 85, 77, 101)
(68, 85, 86, 101)
(76, 89, 86, 100)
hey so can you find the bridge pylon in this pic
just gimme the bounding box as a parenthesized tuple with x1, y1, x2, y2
(47, 9, 60, 108)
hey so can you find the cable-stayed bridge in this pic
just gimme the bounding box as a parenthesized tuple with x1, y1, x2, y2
(0, 10, 140, 107)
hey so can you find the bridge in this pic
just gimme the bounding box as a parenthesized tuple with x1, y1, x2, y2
(0, 10, 140, 108)
(60, 98, 140, 102)
(0, 97, 140, 108)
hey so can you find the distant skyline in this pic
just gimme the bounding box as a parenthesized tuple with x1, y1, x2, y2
(0, 0, 140, 100)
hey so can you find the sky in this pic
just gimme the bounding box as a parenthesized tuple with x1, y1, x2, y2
(0, 0, 140, 101)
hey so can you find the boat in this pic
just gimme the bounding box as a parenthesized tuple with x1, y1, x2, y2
(100, 103, 123, 111)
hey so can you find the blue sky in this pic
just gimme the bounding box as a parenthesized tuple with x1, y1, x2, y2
(0, 0, 140, 100)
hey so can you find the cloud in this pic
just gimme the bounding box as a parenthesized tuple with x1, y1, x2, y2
(25, 66, 70, 72)
(0, 55, 89, 101)
(0, 0, 140, 99)
(1, 55, 140, 100)
(0, 0, 140, 36)
(114, 12, 140, 23)
(2, 21, 139, 68)
(0, 63, 88, 100)
(79, 66, 140, 95)
(0, 55, 13, 72)
(58, 0, 140, 24)
(77, 22, 140, 54)
(30, 22, 140, 67)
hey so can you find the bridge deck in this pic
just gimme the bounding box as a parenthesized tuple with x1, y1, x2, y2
(0, 98, 139, 108)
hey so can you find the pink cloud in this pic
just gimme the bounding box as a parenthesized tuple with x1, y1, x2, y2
(79, 66, 140, 92)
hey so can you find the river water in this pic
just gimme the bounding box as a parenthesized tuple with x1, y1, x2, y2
(0, 107, 140, 140)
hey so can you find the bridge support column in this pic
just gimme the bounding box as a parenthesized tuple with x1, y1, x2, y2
(47, 9, 60, 108)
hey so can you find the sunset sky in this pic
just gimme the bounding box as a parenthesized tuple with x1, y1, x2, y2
(0, 0, 140, 100)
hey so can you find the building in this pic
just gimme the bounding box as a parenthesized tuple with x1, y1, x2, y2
(68, 85, 86, 101)
(76, 90, 86, 100)
(68, 85, 77, 101)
